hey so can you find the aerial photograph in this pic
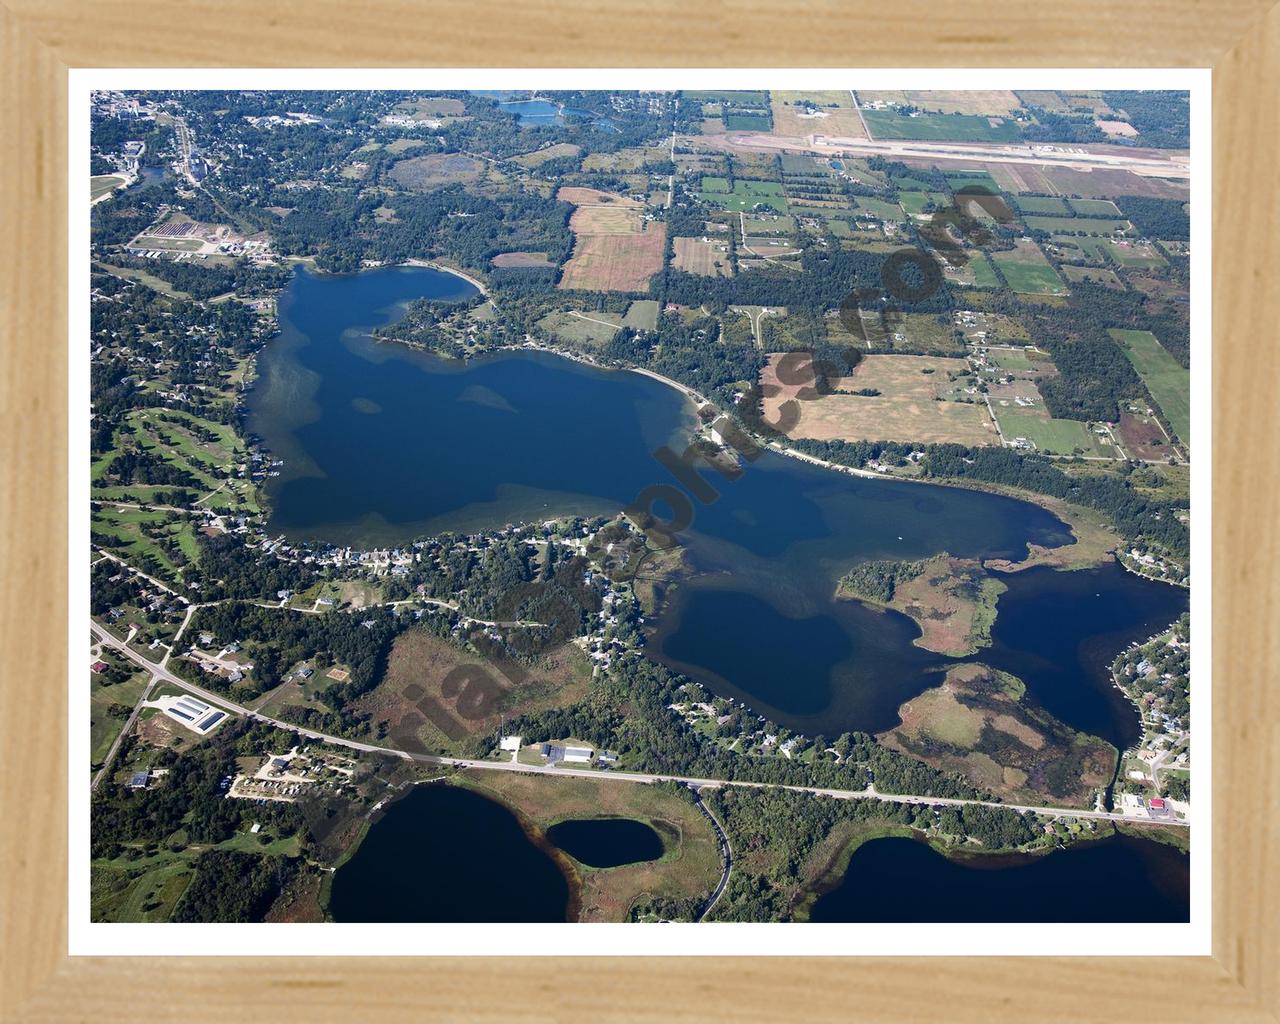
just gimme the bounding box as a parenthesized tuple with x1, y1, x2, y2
(86, 86, 1193, 926)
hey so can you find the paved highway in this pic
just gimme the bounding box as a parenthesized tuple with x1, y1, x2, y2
(90, 620, 1187, 828)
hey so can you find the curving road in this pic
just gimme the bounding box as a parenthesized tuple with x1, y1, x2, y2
(690, 786, 732, 920)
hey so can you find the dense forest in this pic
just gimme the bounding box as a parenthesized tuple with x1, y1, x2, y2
(837, 559, 925, 603)
(1117, 196, 1191, 242)
(91, 719, 305, 860)
(1101, 91, 1191, 149)
(172, 849, 295, 922)
(501, 653, 988, 801)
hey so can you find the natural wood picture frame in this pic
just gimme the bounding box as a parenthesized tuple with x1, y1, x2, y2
(2, 1, 1276, 1019)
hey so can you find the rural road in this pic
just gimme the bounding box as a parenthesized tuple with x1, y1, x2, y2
(90, 674, 156, 792)
(89, 620, 1187, 828)
(691, 787, 732, 920)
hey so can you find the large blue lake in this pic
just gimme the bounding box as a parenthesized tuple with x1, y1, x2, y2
(248, 266, 1187, 743)
(808, 833, 1189, 922)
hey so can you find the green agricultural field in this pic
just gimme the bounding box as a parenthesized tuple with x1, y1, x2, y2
(700, 175, 731, 193)
(945, 251, 1000, 289)
(1060, 265, 1125, 289)
(780, 154, 831, 176)
(725, 112, 771, 130)
(969, 254, 1000, 288)
(986, 348, 1034, 370)
(898, 191, 947, 216)
(944, 170, 1000, 191)
(1024, 216, 1132, 235)
(623, 300, 660, 330)
(90, 671, 151, 769)
(1050, 234, 1110, 263)
(1015, 195, 1071, 215)
(994, 411, 1119, 457)
(991, 244, 1067, 295)
(698, 179, 787, 213)
(1068, 198, 1122, 216)
(537, 310, 621, 348)
(852, 197, 906, 222)
(1106, 241, 1167, 268)
(1109, 329, 1190, 446)
(862, 109, 1021, 143)
(91, 174, 127, 201)
(744, 213, 795, 235)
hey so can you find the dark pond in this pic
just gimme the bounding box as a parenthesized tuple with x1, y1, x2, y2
(546, 818, 665, 868)
(248, 265, 1187, 742)
(328, 784, 573, 923)
(808, 834, 1189, 922)
(134, 165, 167, 189)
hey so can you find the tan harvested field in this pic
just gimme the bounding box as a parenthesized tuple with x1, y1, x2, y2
(985, 162, 1059, 194)
(558, 187, 663, 292)
(1041, 165, 1190, 200)
(559, 226, 665, 292)
(491, 251, 555, 268)
(572, 204, 644, 234)
(557, 186, 643, 213)
(351, 629, 592, 753)
(857, 90, 1023, 116)
(770, 91, 868, 138)
(1097, 119, 1139, 137)
(512, 142, 581, 167)
(458, 772, 722, 923)
(760, 353, 999, 446)
(672, 236, 732, 277)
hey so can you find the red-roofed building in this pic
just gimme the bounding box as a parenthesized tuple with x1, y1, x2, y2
(1150, 798, 1166, 809)
(90, 660, 109, 673)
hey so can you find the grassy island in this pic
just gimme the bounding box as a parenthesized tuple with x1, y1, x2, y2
(835, 554, 1005, 657)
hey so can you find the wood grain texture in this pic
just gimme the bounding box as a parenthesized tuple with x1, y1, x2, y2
(0, 3, 69, 1020)
(1212, 6, 1280, 1014)
(2, 0, 1279, 66)
(0, 0, 1276, 1020)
